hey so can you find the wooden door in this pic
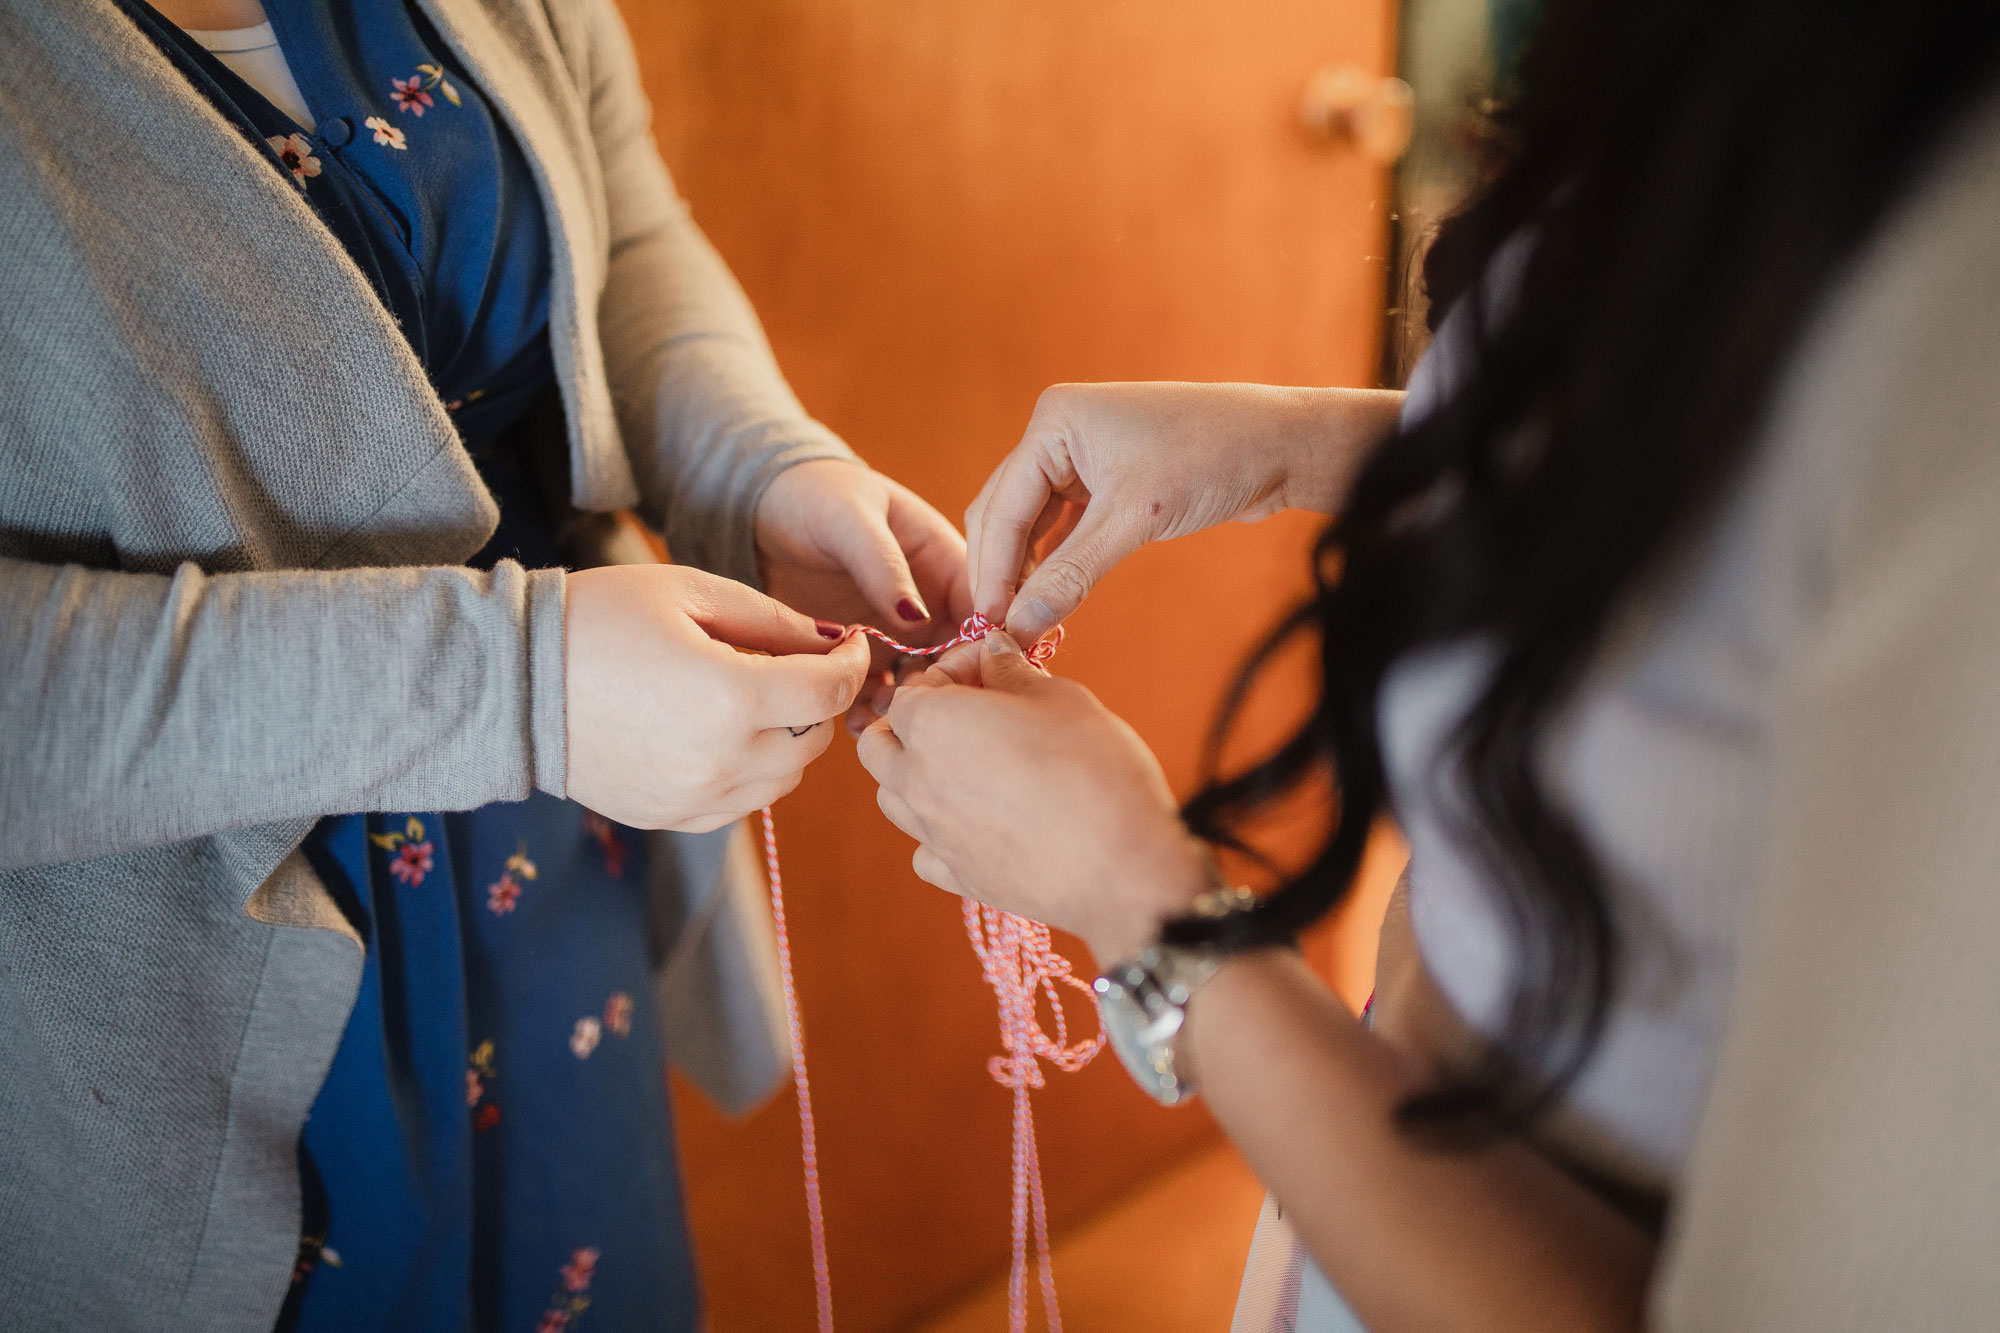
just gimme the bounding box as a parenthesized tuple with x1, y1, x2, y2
(615, 2, 1400, 1327)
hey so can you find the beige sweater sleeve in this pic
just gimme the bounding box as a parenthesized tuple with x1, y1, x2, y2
(1652, 91, 2000, 1330)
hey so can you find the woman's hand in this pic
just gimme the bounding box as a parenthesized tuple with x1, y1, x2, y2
(965, 382, 1404, 640)
(855, 630, 1215, 964)
(755, 458, 972, 730)
(565, 563, 872, 832)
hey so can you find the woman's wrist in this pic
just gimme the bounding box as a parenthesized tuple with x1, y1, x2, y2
(1083, 832, 1224, 968)
(1279, 386, 1406, 515)
(1169, 947, 1300, 1091)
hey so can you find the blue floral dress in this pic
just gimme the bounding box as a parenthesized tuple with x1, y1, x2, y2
(119, 3, 701, 1329)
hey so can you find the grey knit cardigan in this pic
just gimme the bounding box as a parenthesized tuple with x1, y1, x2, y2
(0, 2, 852, 1328)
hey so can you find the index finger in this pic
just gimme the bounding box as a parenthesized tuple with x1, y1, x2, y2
(968, 441, 1078, 623)
(744, 632, 873, 727)
(684, 569, 846, 657)
(962, 463, 1003, 618)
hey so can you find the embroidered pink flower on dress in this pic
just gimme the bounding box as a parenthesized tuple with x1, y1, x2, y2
(603, 991, 633, 1039)
(488, 844, 536, 915)
(466, 1069, 483, 1107)
(486, 872, 521, 915)
(535, 1312, 567, 1333)
(560, 1247, 600, 1293)
(265, 133, 321, 185)
(369, 817, 434, 884)
(388, 838, 433, 885)
(390, 75, 434, 116)
(364, 116, 408, 150)
(569, 1016, 602, 1059)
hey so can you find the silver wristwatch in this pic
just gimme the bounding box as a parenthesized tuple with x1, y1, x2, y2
(1092, 887, 1257, 1106)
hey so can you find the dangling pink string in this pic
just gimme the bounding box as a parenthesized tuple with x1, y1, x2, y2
(961, 900, 1104, 1333)
(759, 614, 1100, 1333)
(759, 806, 834, 1333)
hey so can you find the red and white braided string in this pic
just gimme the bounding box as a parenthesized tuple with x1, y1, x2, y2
(758, 806, 834, 1332)
(760, 614, 1102, 1333)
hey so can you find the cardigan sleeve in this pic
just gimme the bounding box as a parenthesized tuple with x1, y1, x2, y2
(0, 555, 567, 871)
(579, 0, 856, 590)
(1651, 89, 2000, 1331)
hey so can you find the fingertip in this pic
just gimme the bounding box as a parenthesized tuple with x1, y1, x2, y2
(973, 581, 1015, 626)
(984, 629, 1023, 657)
(1004, 596, 1056, 641)
(824, 636, 876, 713)
(833, 630, 874, 666)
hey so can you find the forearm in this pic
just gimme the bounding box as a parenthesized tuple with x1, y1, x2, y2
(1081, 381, 1403, 521)
(0, 555, 564, 869)
(1279, 385, 1406, 514)
(597, 215, 854, 586)
(584, 0, 852, 588)
(1183, 950, 1654, 1333)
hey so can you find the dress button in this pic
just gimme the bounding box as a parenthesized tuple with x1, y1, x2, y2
(321, 117, 354, 147)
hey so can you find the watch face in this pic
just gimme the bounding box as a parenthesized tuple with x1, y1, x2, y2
(1095, 976, 1183, 1102)
(1098, 987, 1156, 1076)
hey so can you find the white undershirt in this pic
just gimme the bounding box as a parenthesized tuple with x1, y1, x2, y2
(182, 21, 316, 132)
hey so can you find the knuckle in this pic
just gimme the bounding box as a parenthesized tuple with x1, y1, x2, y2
(1034, 383, 1080, 416)
(1033, 558, 1092, 606)
(815, 676, 852, 719)
(885, 693, 924, 745)
(854, 724, 884, 767)
(1049, 679, 1096, 713)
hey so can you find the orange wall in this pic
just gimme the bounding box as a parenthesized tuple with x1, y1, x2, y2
(617, 2, 1399, 1327)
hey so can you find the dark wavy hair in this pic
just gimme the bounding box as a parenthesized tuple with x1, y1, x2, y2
(1173, 0, 2000, 1129)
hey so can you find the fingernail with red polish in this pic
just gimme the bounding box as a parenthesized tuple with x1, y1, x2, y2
(816, 620, 844, 640)
(896, 596, 928, 623)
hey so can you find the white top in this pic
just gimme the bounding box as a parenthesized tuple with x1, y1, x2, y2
(1380, 286, 1766, 1189)
(1236, 82, 2000, 1331)
(183, 21, 315, 131)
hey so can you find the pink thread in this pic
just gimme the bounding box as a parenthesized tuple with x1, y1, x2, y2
(853, 610, 1064, 670)
(961, 900, 1104, 1333)
(760, 806, 834, 1333)
(759, 614, 1099, 1333)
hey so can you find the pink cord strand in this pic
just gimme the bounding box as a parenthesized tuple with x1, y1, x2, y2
(760, 806, 834, 1333)
(759, 614, 1100, 1333)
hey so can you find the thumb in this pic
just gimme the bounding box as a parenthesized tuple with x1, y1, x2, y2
(682, 570, 846, 656)
(827, 497, 932, 629)
(1004, 507, 1141, 640)
(978, 630, 1053, 693)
